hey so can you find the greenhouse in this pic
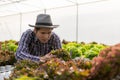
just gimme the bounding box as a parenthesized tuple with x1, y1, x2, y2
(0, 0, 120, 80)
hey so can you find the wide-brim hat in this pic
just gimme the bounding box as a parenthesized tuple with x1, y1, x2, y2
(29, 14, 59, 28)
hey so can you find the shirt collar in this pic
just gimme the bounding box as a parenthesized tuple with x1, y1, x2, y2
(35, 36, 39, 42)
(32, 31, 39, 43)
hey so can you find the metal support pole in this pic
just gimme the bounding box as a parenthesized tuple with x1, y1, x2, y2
(20, 13, 22, 38)
(76, 3, 79, 42)
(44, 9, 46, 14)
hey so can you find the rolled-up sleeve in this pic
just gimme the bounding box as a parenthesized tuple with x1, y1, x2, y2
(15, 30, 40, 62)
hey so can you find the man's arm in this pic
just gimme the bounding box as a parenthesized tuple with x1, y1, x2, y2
(15, 30, 40, 62)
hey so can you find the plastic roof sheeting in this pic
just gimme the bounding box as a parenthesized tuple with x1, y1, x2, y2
(0, 0, 107, 16)
(0, 0, 72, 16)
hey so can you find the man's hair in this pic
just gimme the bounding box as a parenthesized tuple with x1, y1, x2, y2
(35, 27, 41, 32)
(35, 27, 53, 32)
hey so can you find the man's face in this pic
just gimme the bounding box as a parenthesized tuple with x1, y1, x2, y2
(35, 28, 53, 43)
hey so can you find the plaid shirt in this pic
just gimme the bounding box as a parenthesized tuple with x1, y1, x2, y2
(15, 29, 61, 62)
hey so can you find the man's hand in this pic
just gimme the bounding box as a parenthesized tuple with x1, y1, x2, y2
(40, 53, 56, 62)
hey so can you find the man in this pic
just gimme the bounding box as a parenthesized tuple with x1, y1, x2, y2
(15, 14, 62, 62)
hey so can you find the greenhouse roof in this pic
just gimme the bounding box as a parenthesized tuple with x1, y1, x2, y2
(0, 0, 108, 16)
